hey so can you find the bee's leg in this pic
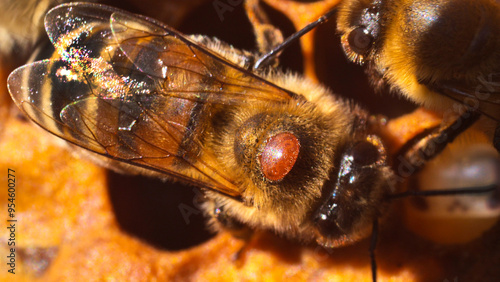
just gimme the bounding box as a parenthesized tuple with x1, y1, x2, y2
(244, 0, 284, 68)
(395, 110, 481, 173)
(213, 205, 253, 240)
(369, 220, 379, 282)
(391, 111, 498, 200)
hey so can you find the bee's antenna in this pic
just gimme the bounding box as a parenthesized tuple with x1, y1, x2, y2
(370, 219, 379, 282)
(253, 8, 337, 70)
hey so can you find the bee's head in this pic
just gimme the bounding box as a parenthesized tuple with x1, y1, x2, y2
(311, 135, 394, 247)
(336, 0, 383, 65)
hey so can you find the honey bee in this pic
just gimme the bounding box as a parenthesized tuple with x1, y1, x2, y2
(7, 2, 395, 251)
(336, 0, 500, 150)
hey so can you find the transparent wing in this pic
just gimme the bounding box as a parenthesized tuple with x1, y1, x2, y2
(44, 2, 296, 104)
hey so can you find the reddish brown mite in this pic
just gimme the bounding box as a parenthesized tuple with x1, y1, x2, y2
(260, 132, 300, 181)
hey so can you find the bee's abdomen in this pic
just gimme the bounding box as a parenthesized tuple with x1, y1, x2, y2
(404, 0, 500, 75)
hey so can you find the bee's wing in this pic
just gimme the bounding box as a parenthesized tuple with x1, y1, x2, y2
(108, 8, 299, 104)
(8, 59, 241, 198)
(44, 2, 296, 104)
(8, 3, 298, 198)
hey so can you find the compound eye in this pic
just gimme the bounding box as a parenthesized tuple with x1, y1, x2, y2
(347, 27, 373, 55)
(352, 140, 380, 166)
(260, 133, 300, 181)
